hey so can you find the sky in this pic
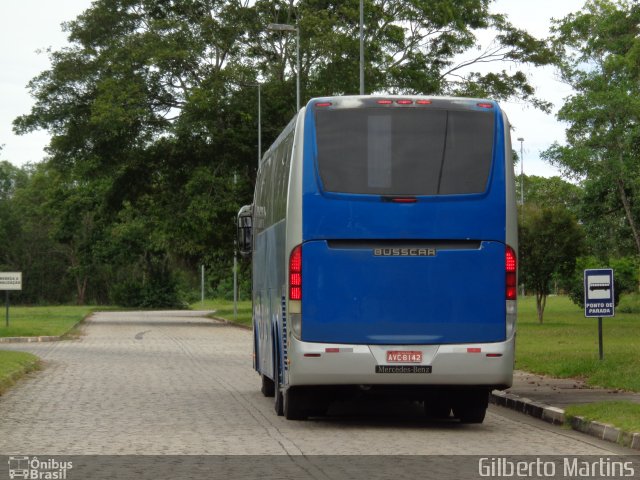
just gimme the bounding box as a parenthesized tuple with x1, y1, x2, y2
(0, 0, 585, 177)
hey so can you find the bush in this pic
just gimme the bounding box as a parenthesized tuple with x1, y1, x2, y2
(214, 268, 251, 301)
(110, 270, 185, 309)
(110, 279, 144, 308)
(618, 293, 640, 313)
(609, 257, 639, 294)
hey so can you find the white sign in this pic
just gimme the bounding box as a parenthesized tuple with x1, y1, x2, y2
(0, 272, 22, 291)
(584, 269, 614, 317)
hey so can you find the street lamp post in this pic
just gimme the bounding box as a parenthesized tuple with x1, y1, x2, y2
(258, 83, 261, 162)
(517, 137, 525, 209)
(517, 137, 525, 298)
(267, 23, 300, 111)
(359, 0, 364, 95)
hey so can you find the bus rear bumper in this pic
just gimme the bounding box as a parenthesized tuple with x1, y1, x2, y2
(287, 336, 514, 390)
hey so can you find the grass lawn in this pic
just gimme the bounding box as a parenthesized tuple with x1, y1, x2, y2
(564, 402, 640, 434)
(516, 295, 640, 392)
(192, 299, 252, 327)
(0, 306, 97, 338)
(0, 350, 40, 395)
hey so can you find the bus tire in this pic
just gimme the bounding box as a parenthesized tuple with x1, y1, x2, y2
(261, 374, 275, 397)
(284, 387, 308, 421)
(452, 390, 488, 424)
(454, 405, 487, 424)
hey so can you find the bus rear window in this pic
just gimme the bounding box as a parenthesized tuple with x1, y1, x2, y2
(315, 108, 494, 195)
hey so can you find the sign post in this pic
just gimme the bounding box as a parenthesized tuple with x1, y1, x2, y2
(0, 272, 22, 327)
(584, 269, 614, 361)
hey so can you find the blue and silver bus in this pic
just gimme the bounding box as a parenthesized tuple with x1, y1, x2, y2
(237, 95, 518, 423)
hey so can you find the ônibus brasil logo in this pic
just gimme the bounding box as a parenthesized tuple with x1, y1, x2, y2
(8, 456, 73, 479)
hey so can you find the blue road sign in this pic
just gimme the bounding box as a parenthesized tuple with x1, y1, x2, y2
(584, 269, 614, 318)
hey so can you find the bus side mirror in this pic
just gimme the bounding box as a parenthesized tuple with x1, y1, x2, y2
(237, 205, 253, 258)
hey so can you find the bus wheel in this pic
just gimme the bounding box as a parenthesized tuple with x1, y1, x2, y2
(284, 387, 308, 421)
(261, 375, 275, 397)
(452, 390, 488, 424)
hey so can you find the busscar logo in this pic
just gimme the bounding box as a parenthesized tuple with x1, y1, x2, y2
(373, 248, 436, 257)
(8, 457, 73, 479)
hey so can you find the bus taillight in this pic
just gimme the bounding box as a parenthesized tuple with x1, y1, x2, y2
(506, 246, 517, 300)
(289, 245, 302, 301)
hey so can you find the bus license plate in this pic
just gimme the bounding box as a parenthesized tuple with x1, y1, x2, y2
(386, 351, 422, 363)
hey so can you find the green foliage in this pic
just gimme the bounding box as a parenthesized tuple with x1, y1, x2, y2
(618, 292, 640, 313)
(111, 276, 184, 309)
(109, 252, 185, 308)
(4, 0, 559, 307)
(213, 265, 251, 301)
(0, 163, 73, 304)
(519, 205, 585, 323)
(609, 256, 639, 294)
(544, 0, 640, 262)
(519, 175, 583, 215)
(194, 298, 252, 327)
(0, 351, 40, 396)
(287, 0, 555, 106)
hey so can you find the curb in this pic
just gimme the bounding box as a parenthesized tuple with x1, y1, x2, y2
(210, 316, 252, 330)
(0, 335, 62, 343)
(0, 315, 90, 344)
(491, 390, 640, 451)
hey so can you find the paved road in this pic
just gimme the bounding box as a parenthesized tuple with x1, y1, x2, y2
(0, 311, 634, 456)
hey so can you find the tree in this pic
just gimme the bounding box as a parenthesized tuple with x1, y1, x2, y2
(0, 161, 74, 304)
(543, 0, 640, 268)
(253, 0, 556, 107)
(518, 175, 583, 215)
(12, 0, 558, 306)
(0, 157, 28, 273)
(519, 205, 585, 323)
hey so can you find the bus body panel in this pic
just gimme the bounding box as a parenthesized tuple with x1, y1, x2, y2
(249, 96, 517, 397)
(300, 239, 506, 345)
(298, 98, 508, 347)
(253, 220, 287, 379)
(301, 100, 506, 243)
(287, 337, 514, 388)
(252, 111, 302, 385)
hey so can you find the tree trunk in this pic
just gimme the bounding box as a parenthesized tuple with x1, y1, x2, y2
(76, 276, 88, 305)
(615, 154, 640, 292)
(616, 178, 640, 255)
(535, 290, 547, 324)
(615, 178, 640, 292)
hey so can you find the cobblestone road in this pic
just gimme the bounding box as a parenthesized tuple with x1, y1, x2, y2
(0, 311, 633, 455)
